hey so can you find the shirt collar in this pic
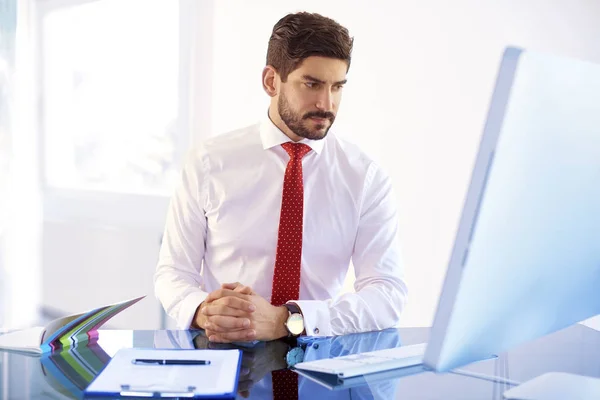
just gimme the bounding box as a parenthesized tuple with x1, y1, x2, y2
(259, 116, 326, 155)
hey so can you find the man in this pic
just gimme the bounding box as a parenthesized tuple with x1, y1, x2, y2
(155, 11, 407, 344)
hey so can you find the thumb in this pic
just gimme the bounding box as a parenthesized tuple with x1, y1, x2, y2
(221, 282, 242, 290)
(235, 285, 254, 295)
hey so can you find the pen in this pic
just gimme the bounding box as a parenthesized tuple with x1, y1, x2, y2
(132, 359, 211, 365)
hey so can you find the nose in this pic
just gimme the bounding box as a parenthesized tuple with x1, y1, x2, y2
(315, 88, 334, 112)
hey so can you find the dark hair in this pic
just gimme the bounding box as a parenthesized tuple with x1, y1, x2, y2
(266, 12, 354, 82)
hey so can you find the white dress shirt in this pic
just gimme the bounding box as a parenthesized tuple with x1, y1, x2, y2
(154, 118, 408, 336)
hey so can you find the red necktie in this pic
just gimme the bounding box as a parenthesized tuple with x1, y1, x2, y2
(271, 142, 311, 306)
(271, 142, 311, 400)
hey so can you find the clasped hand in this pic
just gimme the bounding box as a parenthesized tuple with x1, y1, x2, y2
(194, 283, 288, 343)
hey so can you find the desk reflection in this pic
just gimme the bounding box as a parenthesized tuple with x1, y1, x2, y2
(154, 329, 417, 399)
(2, 324, 599, 399)
(0, 329, 419, 400)
(30, 343, 110, 399)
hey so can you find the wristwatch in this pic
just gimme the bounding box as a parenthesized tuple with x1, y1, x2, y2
(283, 303, 305, 337)
(285, 345, 305, 368)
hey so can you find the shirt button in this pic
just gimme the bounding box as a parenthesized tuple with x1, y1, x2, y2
(314, 327, 319, 334)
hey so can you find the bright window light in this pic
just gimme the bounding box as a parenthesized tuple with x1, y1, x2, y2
(41, 0, 180, 195)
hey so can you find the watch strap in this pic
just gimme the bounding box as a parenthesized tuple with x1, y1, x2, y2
(284, 302, 302, 316)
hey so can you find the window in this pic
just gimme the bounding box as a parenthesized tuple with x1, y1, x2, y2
(41, 0, 181, 195)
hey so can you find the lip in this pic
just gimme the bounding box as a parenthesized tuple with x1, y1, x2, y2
(309, 117, 328, 123)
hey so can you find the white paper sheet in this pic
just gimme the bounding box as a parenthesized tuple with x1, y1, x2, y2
(0, 327, 44, 354)
(85, 348, 241, 397)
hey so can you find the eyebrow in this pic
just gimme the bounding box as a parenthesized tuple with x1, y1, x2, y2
(302, 75, 347, 86)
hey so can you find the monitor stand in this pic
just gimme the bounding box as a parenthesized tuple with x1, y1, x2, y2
(503, 372, 600, 399)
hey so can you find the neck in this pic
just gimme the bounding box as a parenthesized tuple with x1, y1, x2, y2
(268, 105, 303, 142)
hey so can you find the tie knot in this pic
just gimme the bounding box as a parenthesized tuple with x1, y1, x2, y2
(282, 142, 312, 160)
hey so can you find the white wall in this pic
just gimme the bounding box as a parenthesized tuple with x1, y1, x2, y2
(206, 0, 600, 327)
(42, 215, 166, 329)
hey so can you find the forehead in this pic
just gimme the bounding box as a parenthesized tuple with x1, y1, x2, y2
(288, 56, 348, 82)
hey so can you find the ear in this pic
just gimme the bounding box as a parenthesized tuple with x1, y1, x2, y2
(262, 65, 278, 97)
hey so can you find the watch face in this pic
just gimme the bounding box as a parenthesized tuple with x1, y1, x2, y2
(287, 313, 304, 336)
(286, 347, 305, 368)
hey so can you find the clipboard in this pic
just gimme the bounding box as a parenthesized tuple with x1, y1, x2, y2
(84, 348, 242, 398)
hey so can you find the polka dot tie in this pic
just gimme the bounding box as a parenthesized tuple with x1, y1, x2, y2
(270, 142, 311, 400)
(272, 369, 299, 400)
(270, 142, 312, 307)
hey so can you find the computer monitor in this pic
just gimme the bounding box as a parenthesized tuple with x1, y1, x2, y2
(423, 47, 600, 372)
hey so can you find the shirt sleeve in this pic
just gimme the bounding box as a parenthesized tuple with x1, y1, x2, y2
(294, 163, 408, 336)
(154, 148, 209, 329)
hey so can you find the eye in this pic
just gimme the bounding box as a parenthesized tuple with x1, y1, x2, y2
(305, 82, 320, 89)
(333, 84, 344, 91)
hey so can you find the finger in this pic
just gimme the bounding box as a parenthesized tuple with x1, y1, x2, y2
(208, 296, 256, 312)
(205, 329, 242, 344)
(202, 304, 252, 318)
(242, 352, 256, 365)
(240, 356, 254, 371)
(208, 329, 257, 343)
(205, 289, 251, 304)
(234, 285, 254, 295)
(221, 282, 242, 290)
(207, 340, 236, 350)
(204, 322, 246, 333)
(204, 323, 247, 333)
(237, 379, 253, 393)
(192, 335, 209, 349)
(206, 315, 251, 331)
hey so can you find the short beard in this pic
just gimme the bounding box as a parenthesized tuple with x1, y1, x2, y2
(278, 92, 335, 140)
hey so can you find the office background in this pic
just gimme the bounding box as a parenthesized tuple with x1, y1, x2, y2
(1, 0, 600, 331)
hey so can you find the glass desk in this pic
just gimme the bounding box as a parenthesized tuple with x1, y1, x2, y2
(1, 324, 599, 399)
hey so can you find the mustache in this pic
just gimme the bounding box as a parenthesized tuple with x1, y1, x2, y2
(303, 111, 335, 121)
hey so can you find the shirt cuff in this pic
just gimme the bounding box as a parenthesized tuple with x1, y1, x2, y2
(178, 290, 209, 329)
(290, 300, 332, 337)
